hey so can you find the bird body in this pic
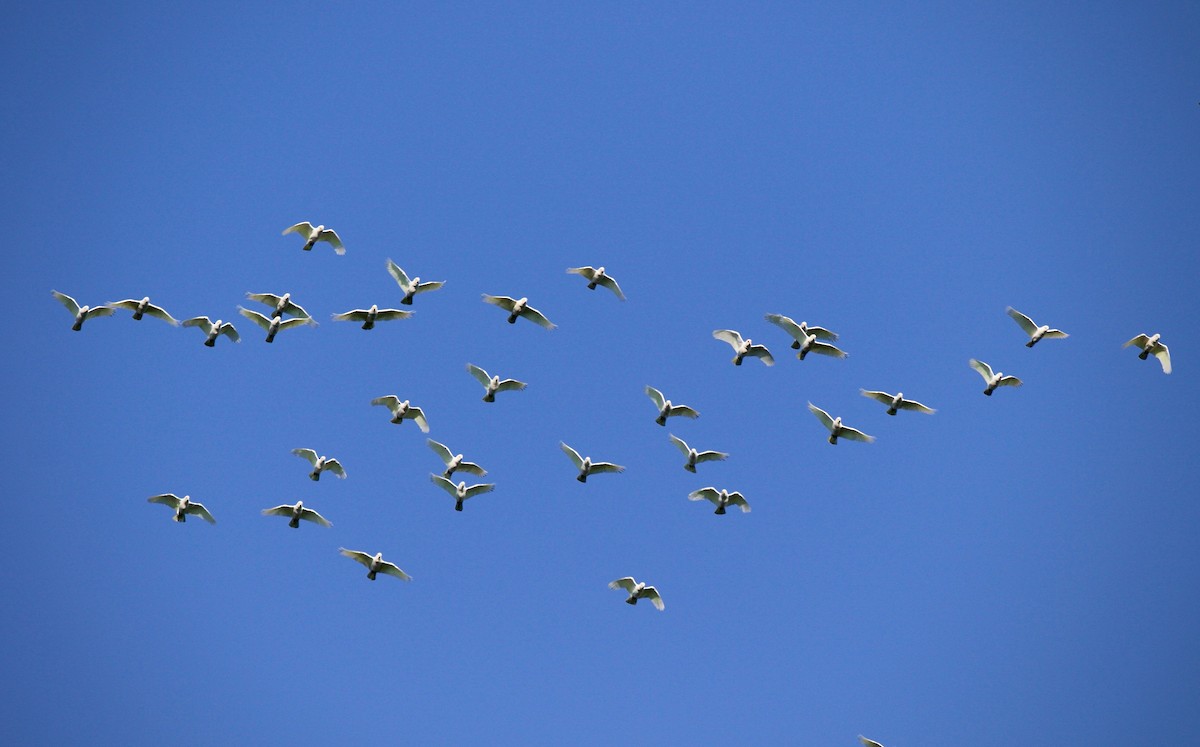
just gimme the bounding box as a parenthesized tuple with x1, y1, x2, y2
(109, 296, 178, 325)
(430, 474, 495, 511)
(182, 316, 240, 347)
(262, 500, 332, 528)
(764, 313, 838, 349)
(796, 332, 847, 361)
(1006, 306, 1068, 347)
(481, 294, 556, 329)
(808, 403, 875, 445)
(387, 260, 445, 305)
(52, 290, 114, 331)
(860, 389, 936, 416)
(1124, 333, 1171, 373)
(645, 386, 700, 426)
(969, 359, 1023, 395)
(467, 364, 527, 402)
(331, 304, 412, 330)
(566, 266, 625, 300)
(147, 493, 215, 524)
(339, 549, 411, 581)
(238, 306, 316, 343)
(371, 395, 430, 432)
(713, 329, 774, 366)
(560, 442, 625, 483)
(246, 292, 310, 320)
(283, 222, 345, 254)
(688, 487, 749, 514)
(669, 434, 728, 473)
(427, 439, 487, 478)
(292, 448, 346, 481)
(609, 577, 664, 610)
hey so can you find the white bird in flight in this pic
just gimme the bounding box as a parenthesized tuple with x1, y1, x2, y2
(262, 500, 332, 528)
(339, 549, 411, 581)
(1006, 306, 1068, 348)
(859, 390, 936, 416)
(370, 396, 430, 432)
(467, 363, 527, 402)
(566, 266, 625, 300)
(147, 493, 215, 524)
(969, 358, 1023, 396)
(668, 434, 728, 473)
(108, 296, 178, 325)
(245, 292, 310, 320)
(609, 577, 664, 610)
(238, 307, 316, 343)
(1123, 333, 1171, 374)
(763, 313, 839, 349)
(181, 316, 240, 347)
(331, 305, 413, 330)
(291, 448, 346, 481)
(282, 222, 345, 254)
(430, 474, 496, 512)
(645, 386, 700, 426)
(688, 487, 750, 515)
(859, 737, 886, 747)
(560, 442, 625, 483)
(481, 294, 556, 329)
(427, 439, 487, 479)
(52, 290, 114, 331)
(808, 402, 875, 445)
(387, 259, 445, 305)
(712, 329, 774, 366)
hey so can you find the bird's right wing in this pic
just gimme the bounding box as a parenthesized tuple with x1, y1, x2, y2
(764, 313, 803, 340)
(566, 266, 597, 279)
(371, 395, 400, 409)
(109, 299, 140, 311)
(859, 737, 886, 747)
(644, 385, 665, 410)
(688, 488, 720, 505)
(246, 292, 282, 308)
(668, 434, 690, 456)
(386, 259, 412, 290)
(292, 448, 319, 465)
(466, 364, 491, 387)
(430, 474, 460, 497)
(51, 290, 81, 315)
(282, 221, 314, 239)
(1006, 306, 1038, 336)
(147, 493, 181, 508)
(609, 577, 637, 592)
(332, 310, 369, 323)
(261, 505, 294, 517)
(181, 316, 213, 333)
(339, 548, 373, 567)
(560, 442, 584, 469)
(427, 439, 454, 464)
(712, 329, 743, 349)
(807, 402, 834, 430)
(237, 306, 272, 331)
(860, 389, 893, 405)
(969, 358, 994, 381)
(1123, 334, 1150, 349)
(481, 294, 516, 311)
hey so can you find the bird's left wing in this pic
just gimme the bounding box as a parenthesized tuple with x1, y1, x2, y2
(520, 305, 556, 329)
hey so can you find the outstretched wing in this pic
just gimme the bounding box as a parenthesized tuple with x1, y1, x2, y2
(968, 358, 995, 381)
(282, 299, 311, 319)
(838, 426, 876, 443)
(339, 548, 373, 568)
(764, 313, 803, 341)
(182, 316, 213, 334)
(147, 493, 182, 508)
(609, 577, 637, 592)
(463, 483, 496, 499)
(595, 274, 625, 300)
(805, 323, 839, 341)
(695, 450, 729, 464)
(746, 344, 774, 365)
(566, 266, 598, 280)
(82, 306, 115, 321)
(371, 395, 401, 409)
(1123, 334, 1150, 349)
(668, 434, 691, 456)
(644, 385, 665, 410)
(143, 303, 179, 325)
(52, 290, 81, 315)
(727, 492, 751, 513)
(1152, 343, 1172, 374)
(298, 507, 333, 527)
(184, 501, 217, 524)
(667, 405, 700, 420)
(688, 487, 720, 505)
(712, 329, 743, 349)
(237, 306, 272, 331)
(806, 341, 846, 359)
(376, 561, 412, 581)
(374, 309, 414, 322)
(466, 363, 491, 387)
(246, 291, 283, 308)
(560, 442, 584, 469)
(430, 474, 460, 497)
(1006, 306, 1038, 336)
(481, 294, 517, 311)
(332, 310, 370, 323)
(897, 399, 936, 414)
(641, 586, 665, 611)
(317, 228, 345, 255)
(859, 737, 886, 747)
(386, 259, 412, 290)
(807, 402, 834, 431)
(262, 504, 295, 518)
(997, 375, 1023, 388)
(588, 462, 625, 475)
(494, 379, 527, 393)
(282, 221, 315, 239)
(407, 408, 430, 433)
(427, 439, 454, 464)
(277, 316, 317, 331)
(323, 459, 347, 478)
(1043, 329, 1068, 340)
(860, 389, 894, 405)
(413, 280, 445, 295)
(218, 323, 240, 342)
(292, 448, 319, 466)
(519, 305, 556, 329)
(457, 461, 487, 477)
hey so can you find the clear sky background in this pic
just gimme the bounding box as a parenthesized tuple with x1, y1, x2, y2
(3, 3, 1198, 745)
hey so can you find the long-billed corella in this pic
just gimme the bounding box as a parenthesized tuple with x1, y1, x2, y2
(560, 442, 625, 483)
(481, 294, 556, 329)
(859, 389, 936, 416)
(763, 313, 839, 349)
(429, 474, 496, 512)
(109, 296, 178, 325)
(291, 448, 346, 481)
(246, 292, 310, 319)
(262, 500, 332, 528)
(339, 549, 411, 581)
(52, 290, 114, 331)
(147, 493, 215, 524)
(467, 363, 527, 402)
(609, 577, 664, 610)
(668, 434, 728, 473)
(427, 439, 487, 478)
(1006, 306, 1068, 347)
(387, 259, 445, 305)
(688, 487, 750, 515)
(238, 306, 317, 343)
(969, 358, 1022, 396)
(181, 316, 240, 347)
(331, 305, 413, 330)
(645, 386, 700, 426)
(712, 329, 774, 366)
(1124, 333, 1171, 374)
(370, 395, 430, 432)
(808, 402, 875, 445)
(566, 265, 625, 300)
(282, 221, 345, 254)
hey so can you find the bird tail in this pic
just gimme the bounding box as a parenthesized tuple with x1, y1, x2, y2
(289, 516, 300, 528)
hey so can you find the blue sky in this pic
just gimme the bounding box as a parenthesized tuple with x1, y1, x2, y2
(4, 3, 1198, 744)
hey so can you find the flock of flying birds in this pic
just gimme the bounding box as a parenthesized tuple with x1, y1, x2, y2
(52, 221, 1174, 613)
(53, 220, 1174, 746)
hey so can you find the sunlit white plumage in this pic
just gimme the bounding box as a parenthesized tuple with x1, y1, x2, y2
(339, 548, 411, 581)
(181, 316, 240, 346)
(386, 259, 445, 305)
(282, 221, 345, 254)
(712, 329, 774, 366)
(481, 294, 556, 329)
(467, 363, 527, 402)
(109, 296, 178, 325)
(860, 389, 936, 416)
(1006, 306, 1068, 347)
(147, 493, 215, 524)
(859, 737, 886, 747)
(430, 474, 496, 511)
(969, 358, 1023, 395)
(609, 577, 664, 610)
(262, 500, 332, 528)
(370, 395, 430, 432)
(645, 386, 700, 426)
(763, 313, 839, 350)
(291, 448, 346, 481)
(566, 266, 625, 300)
(427, 439, 487, 478)
(668, 434, 727, 473)
(1124, 333, 1171, 374)
(246, 292, 310, 319)
(238, 306, 316, 343)
(560, 442, 625, 483)
(331, 304, 413, 329)
(52, 290, 114, 331)
(808, 402, 875, 445)
(688, 486, 749, 515)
